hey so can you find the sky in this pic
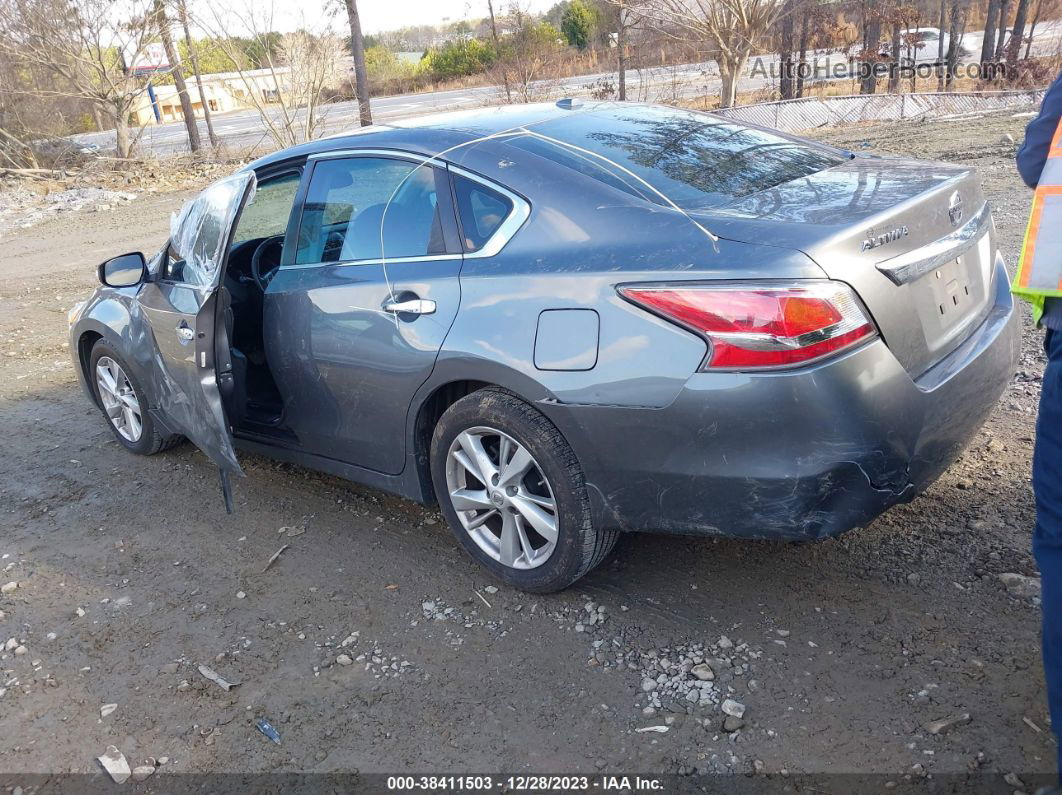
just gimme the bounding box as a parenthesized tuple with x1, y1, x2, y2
(268, 0, 555, 36)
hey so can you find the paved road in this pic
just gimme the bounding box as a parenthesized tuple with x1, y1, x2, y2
(72, 21, 1062, 155)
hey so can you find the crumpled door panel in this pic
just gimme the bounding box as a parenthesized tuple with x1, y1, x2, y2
(136, 171, 256, 477)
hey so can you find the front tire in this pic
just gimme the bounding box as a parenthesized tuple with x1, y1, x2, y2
(89, 340, 181, 456)
(430, 388, 616, 593)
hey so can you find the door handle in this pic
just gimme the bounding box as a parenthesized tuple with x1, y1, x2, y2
(383, 298, 436, 315)
(176, 323, 195, 342)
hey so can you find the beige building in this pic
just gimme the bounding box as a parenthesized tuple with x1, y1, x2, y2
(132, 66, 290, 126)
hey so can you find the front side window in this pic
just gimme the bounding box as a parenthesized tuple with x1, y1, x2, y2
(231, 171, 301, 246)
(294, 157, 445, 265)
(452, 174, 514, 252)
(162, 172, 255, 285)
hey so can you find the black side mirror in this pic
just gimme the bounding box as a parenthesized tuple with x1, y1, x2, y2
(98, 252, 146, 288)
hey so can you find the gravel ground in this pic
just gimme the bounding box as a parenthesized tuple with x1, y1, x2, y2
(0, 109, 1058, 790)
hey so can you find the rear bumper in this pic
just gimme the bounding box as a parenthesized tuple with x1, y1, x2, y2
(544, 262, 1021, 539)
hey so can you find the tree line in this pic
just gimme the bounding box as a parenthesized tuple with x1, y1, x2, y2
(0, 0, 1057, 167)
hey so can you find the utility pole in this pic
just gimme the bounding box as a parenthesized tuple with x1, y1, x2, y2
(486, 0, 511, 103)
(154, 0, 200, 152)
(177, 0, 218, 149)
(342, 0, 372, 126)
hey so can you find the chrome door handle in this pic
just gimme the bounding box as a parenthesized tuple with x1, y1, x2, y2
(383, 298, 436, 315)
(176, 324, 195, 342)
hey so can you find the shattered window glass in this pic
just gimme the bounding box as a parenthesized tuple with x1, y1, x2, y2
(295, 157, 445, 265)
(165, 172, 256, 287)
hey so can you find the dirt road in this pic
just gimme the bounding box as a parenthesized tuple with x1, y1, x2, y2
(0, 111, 1057, 790)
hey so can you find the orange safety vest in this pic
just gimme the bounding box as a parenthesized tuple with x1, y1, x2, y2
(1014, 116, 1062, 324)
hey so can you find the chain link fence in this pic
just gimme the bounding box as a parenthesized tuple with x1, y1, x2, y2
(713, 90, 1046, 132)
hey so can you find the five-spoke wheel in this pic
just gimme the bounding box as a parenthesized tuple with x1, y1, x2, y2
(445, 426, 558, 570)
(95, 355, 143, 443)
(431, 388, 618, 592)
(88, 340, 181, 456)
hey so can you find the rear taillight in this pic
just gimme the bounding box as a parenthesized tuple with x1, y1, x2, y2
(619, 281, 877, 370)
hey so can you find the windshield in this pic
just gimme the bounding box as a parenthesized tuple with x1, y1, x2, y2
(504, 105, 846, 211)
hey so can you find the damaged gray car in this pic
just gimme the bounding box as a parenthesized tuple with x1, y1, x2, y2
(69, 101, 1020, 592)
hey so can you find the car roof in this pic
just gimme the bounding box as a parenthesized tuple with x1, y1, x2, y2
(244, 101, 634, 172)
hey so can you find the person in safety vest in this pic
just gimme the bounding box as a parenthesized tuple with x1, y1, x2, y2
(1017, 69, 1062, 792)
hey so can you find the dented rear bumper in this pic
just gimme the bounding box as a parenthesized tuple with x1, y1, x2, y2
(544, 261, 1020, 540)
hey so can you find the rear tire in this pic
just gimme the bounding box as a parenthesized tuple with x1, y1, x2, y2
(89, 340, 182, 456)
(430, 388, 617, 593)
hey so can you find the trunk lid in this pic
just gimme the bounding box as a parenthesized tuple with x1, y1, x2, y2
(697, 156, 997, 377)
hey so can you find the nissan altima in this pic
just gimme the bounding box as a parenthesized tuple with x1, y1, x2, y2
(68, 101, 1020, 592)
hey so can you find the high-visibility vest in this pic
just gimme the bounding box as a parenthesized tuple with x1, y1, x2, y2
(1014, 116, 1062, 324)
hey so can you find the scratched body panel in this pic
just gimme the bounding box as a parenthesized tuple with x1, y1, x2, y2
(69, 101, 1020, 547)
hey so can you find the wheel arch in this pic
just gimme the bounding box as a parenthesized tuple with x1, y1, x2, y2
(77, 329, 105, 404)
(409, 357, 562, 505)
(72, 296, 151, 409)
(411, 379, 493, 504)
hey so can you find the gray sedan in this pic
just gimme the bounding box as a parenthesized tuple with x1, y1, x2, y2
(68, 101, 1020, 591)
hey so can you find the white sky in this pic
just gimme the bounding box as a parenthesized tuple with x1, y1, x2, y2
(267, 0, 554, 36)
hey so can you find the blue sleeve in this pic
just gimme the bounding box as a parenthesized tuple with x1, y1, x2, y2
(1018, 71, 1062, 188)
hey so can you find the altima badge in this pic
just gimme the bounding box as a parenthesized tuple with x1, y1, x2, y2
(948, 191, 964, 226)
(861, 225, 909, 252)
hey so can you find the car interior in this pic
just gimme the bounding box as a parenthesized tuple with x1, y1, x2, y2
(215, 170, 301, 442)
(204, 159, 515, 450)
(213, 160, 452, 447)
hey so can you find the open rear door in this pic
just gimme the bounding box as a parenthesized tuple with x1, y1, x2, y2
(133, 172, 257, 499)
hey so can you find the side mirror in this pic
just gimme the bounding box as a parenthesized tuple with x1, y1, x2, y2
(98, 252, 146, 288)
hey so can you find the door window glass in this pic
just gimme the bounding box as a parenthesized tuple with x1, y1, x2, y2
(231, 171, 301, 245)
(452, 175, 514, 252)
(294, 157, 445, 265)
(164, 172, 256, 286)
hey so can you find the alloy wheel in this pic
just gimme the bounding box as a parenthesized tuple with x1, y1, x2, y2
(95, 356, 143, 443)
(444, 426, 558, 570)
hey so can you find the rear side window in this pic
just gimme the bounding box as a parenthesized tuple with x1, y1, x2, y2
(453, 174, 513, 252)
(294, 157, 446, 265)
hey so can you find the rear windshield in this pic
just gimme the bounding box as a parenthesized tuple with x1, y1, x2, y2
(505, 106, 846, 211)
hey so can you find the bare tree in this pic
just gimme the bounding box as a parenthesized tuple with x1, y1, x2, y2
(279, 31, 344, 134)
(177, 0, 218, 148)
(197, 1, 342, 147)
(1024, 0, 1042, 58)
(936, 0, 946, 89)
(944, 0, 966, 89)
(341, 0, 372, 125)
(154, 0, 200, 152)
(1006, 0, 1031, 67)
(777, 0, 796, 99)
(616, 0, 631, 99)
(490, 4, 563, 102)
(981, 0, 1001, 65)
(486, 0, 512, 102)
(859, 0, 882, 94)
(639, 0, 788, 108)
(0, 0, 159, 158)
(886, 13, 902, 93)
(795, 5, 810, 96)
(994, 0, 1010, 58)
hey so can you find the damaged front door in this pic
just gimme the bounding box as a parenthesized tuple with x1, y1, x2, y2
(135, 171, 257, 494)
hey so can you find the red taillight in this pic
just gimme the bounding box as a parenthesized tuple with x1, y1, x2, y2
(620, 282, 877, 370)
